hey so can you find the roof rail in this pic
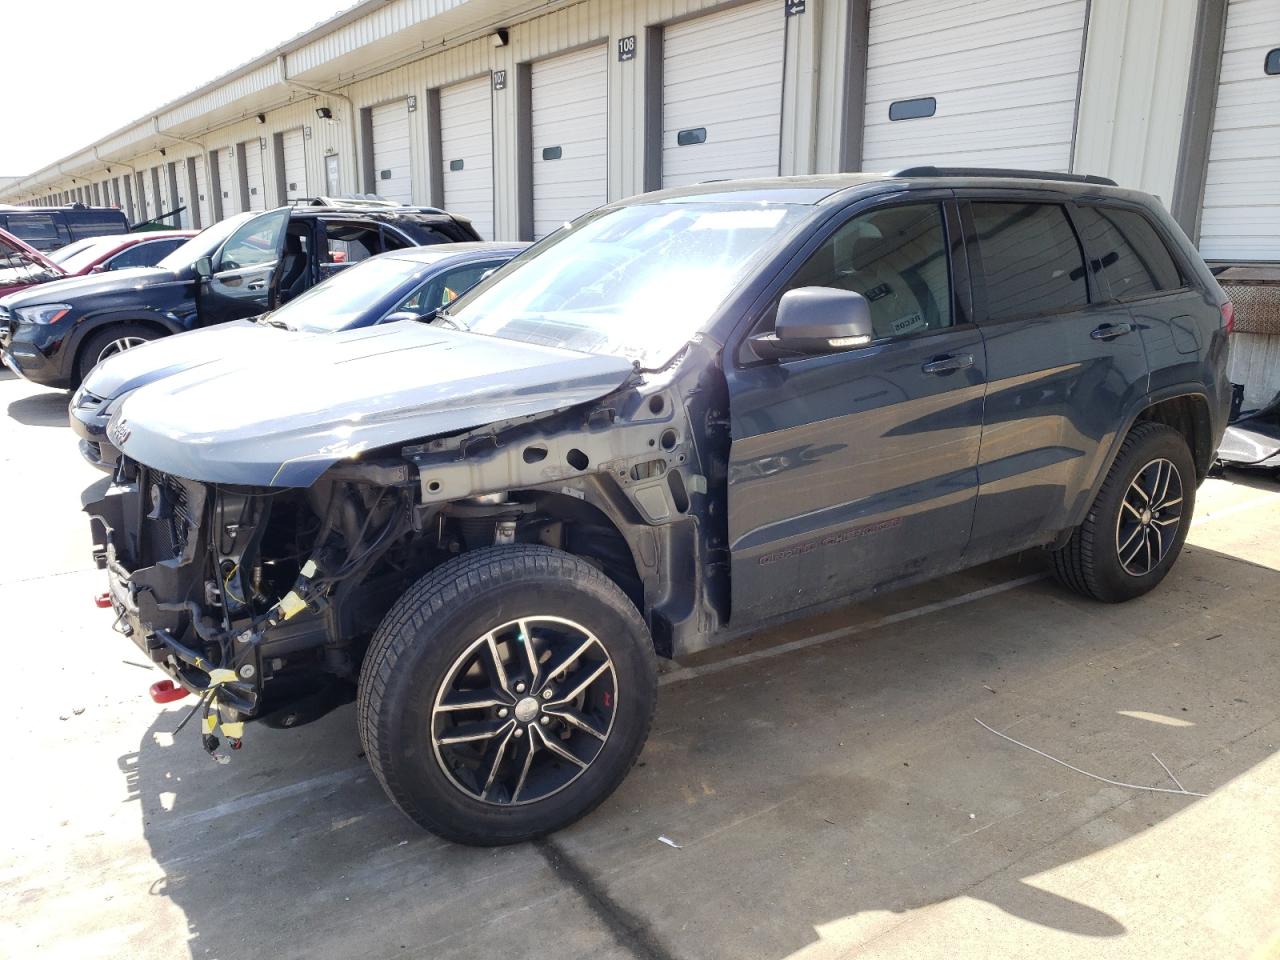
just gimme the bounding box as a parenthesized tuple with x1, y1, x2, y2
(888, 166, 1118, 187)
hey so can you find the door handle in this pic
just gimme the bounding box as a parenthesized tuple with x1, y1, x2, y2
(921, 354, 975, 375)
(247, 279, 267, 291)
(1090, 321, 1134, 341)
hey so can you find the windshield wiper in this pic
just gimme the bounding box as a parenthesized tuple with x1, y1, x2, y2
(258, 316, 292, 331)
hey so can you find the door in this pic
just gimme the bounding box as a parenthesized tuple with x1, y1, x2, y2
(217, 148, 238, 216)
(139, 172, 153, 221)
(193, 154, 211, 227)
(282, 128, 308, 201)
(961, 197, 1150, 559)
(199, 208, 290, 325)
(1199, 0, 1280, 261)
(242, 139, 266, 211)
(661, 0, 786, 188)
(726, 199, 986, 623)
(530, 46, 608, 239)
(371, 100, 413, 203)
(440, 77, 494, 239)
(862, 0, 1088, 171)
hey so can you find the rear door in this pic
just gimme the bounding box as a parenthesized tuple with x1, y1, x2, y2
(960, 194, 1150, 558)
(199, 208, 290, 325)
(726, 197, 986, 624)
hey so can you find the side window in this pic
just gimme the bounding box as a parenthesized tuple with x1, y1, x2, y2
(971, 202, 1088, 320)
(325, 222, 383, 264)
(1072, 206, 1183, 301)
(106, 241, 171, 270)
(218, 209, 289, 270)
(379, 227, 411, 252)
(4, 214, 61, 247)
(777, 203, 954, 341)
(397, 263, 496, 316)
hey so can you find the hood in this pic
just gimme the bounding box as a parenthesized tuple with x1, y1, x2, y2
(83, 319, 282, 399)
(0, 266, 172, 308)
(112, 321, 635, 487)
(0, 228, 66, 297)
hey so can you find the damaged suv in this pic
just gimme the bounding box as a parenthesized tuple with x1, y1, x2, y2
(87, 170, 1231, 845)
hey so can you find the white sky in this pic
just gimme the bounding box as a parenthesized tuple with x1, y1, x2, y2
(2, 0, 357, 176)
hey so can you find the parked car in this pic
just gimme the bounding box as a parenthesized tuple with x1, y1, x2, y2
(0, 227, 67, 298)
(48, 231, 197, 275)
(0, 203, 481, 388)
(86, 169, 1230, 846)
(0, 204, 130, 252)
(70, 241, 526, 470)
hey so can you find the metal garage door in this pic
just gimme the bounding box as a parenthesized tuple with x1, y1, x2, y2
(531, 46, 608, 239)
(440, 77, 494, 239)
(242, 139, 266, 211)
(661, 0, 786, 188)
(193, 155, 211, 227)
(1200, 0, 1280, 262)
(141, 171, 155, 221)
(371, 101, 413, 203)
(217, 148, 238, 216)
(861, 0, 1088, 172)
(282, 128, 307, 202)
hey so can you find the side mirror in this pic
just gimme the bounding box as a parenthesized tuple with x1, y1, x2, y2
(752, 287, 874, 359)
(193, 256, 213, 279)
(380, 310, 420, 325)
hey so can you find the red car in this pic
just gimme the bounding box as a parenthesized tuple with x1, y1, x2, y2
(48, 230, 196, 276)
(0, 227, 65, 298)
(0, 229, 197, 301)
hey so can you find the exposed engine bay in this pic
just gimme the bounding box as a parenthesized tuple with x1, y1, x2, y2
(86, 367, 730, 753)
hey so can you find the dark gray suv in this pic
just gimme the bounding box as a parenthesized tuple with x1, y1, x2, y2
(86, 168, 1231, 846)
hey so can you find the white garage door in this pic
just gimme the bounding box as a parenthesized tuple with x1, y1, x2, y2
(193, 154, 211, 227)
(440, 77, 494, 239)
(217, 148, 238, 216)
(371, 100, 413, 203)
(662, 0, 786, 188)
(531, 46, 608, 239)
(862, 0, 1088, 172)
(282, 128, 308, 202)
(141, 171, 156, 221)
(242, 140, 266, 211)
(1200, 0, 1280, 262)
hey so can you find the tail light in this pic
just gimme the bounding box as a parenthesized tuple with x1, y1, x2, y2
(1221, 300, 1236, 334)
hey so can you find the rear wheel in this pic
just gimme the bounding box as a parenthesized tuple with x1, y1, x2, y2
(77, 323, 161, 383)
(358, 545, 657, 845)
(1051, 421, 1196, 602)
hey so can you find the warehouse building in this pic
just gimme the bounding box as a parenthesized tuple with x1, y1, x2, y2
(1, 2, 1276, 306)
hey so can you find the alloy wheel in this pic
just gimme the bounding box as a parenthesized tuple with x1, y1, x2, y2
(96, 335, 149, 365)
(1115, 457, 1184, 576)
(431, 616, 617, 805)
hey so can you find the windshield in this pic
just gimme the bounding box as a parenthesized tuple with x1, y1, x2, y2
(56, 238, 119, 273)
(49, 238, 99, 266)
(157, 213, 255, 271)
(445, 202, 812, 367)
(264, 255, 426, 332)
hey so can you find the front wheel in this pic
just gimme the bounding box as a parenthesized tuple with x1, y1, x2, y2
(1051, 421, 1196, 602)
(77, 323, 161, 384)
(357, 545, 657, 845)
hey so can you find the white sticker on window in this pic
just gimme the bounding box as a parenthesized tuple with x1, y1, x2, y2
(689, 209, 788, 231)
(892, 312, 926, 335)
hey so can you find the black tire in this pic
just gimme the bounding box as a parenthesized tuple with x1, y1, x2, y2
(77, 323, 162, 384)
(1051, 421, 1196, 602)
(357, 545, 657, 846)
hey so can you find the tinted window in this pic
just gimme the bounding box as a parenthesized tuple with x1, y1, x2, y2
(218, 209, 288, 270)
(400, 262, 500, 316)
(4, 214, 62, 245)
(106, 239, 186, 270)
(1073, 206, 1182, 301)
(971, 202, 1088, 320)
(325, 222, 384, 264)
(65, 210, 128, 240)
(785, 203, 953, 339)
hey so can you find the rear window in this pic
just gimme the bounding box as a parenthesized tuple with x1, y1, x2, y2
(2, 213, 63, 247)
(65, 210, 129, 241)
(1072, 205, 1183, 301)
(971, 202, 1089, 321)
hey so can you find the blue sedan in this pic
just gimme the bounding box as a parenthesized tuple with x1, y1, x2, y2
(69, 241, 527, 470)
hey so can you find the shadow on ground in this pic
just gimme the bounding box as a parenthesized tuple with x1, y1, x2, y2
(116, 538, 1278, 960)
(7, 388, 69, 427)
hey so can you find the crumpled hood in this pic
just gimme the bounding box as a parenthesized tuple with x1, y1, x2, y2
(0, 266, 171, 308)
(112, 321, 635, 487)
(83, 319, 284, 399)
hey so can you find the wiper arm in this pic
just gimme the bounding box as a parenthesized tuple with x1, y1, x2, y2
(260, 317, 292, 330)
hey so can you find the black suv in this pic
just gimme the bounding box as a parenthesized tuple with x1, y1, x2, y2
(86, 169, 1230, 846)
(0, 204, 130, 252)
(0, 203, 480, 388)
